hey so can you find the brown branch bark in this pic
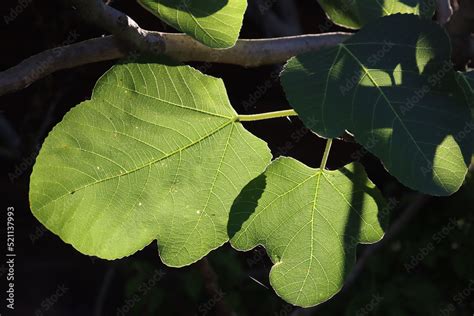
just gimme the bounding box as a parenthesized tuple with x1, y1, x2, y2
(0, 37, 123, 97)
(446, 0, 474, 68)
(437, 0, 454, 24)
(0, 32, 351, 96)
(1, 0, 472, 97)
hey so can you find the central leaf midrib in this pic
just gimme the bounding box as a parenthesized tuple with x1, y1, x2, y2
(36, 120, 235, 212)
(294, 172, 323, 305)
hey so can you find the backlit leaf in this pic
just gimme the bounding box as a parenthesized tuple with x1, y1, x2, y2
(229, 157, 386, 307)
(29, 60, 271, 267)
(138, 0, 247, 48)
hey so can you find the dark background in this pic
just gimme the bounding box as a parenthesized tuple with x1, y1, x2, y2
(1, 1, 473, 315)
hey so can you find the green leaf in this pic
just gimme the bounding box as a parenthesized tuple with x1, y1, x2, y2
(317, 0, 435, 29)
(281, 14, 473, 196)
(456, 71, 474, 116)
(229, 157, 386, 307)
(29, 60, 271, 267)
(137, 0, 247, 48)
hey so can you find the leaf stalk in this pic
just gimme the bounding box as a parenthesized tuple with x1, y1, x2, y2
(237, 109, 298, 122)
(320, 139, 333, 170)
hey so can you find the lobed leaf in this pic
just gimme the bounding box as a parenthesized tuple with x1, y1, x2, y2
(281, 14, 473, 196)
(138, 0, 247, 48)
(317, 0, 435, 29)
(29, 60, 271, 267)
(229, 157, 387, 307)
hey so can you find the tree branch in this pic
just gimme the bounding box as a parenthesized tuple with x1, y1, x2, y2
(1, 0, 472, 97)
(446, 0, 474, 68)
(0, 32, 351, 96)
(0, 36, 122, 96)
(437, 0, 454, 24)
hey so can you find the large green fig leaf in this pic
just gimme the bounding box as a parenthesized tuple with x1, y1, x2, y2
(317, 0, 435, 29)
(229, 157, 386, 307)
(281, 14, 473, 196)
(138, 0, 247, 48)
(29, 60, 271, 267)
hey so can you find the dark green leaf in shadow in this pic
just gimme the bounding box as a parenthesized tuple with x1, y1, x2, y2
(281, 14, 473, 196)
(317, 0, 435, 29)
(456, 70, 474, 117)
